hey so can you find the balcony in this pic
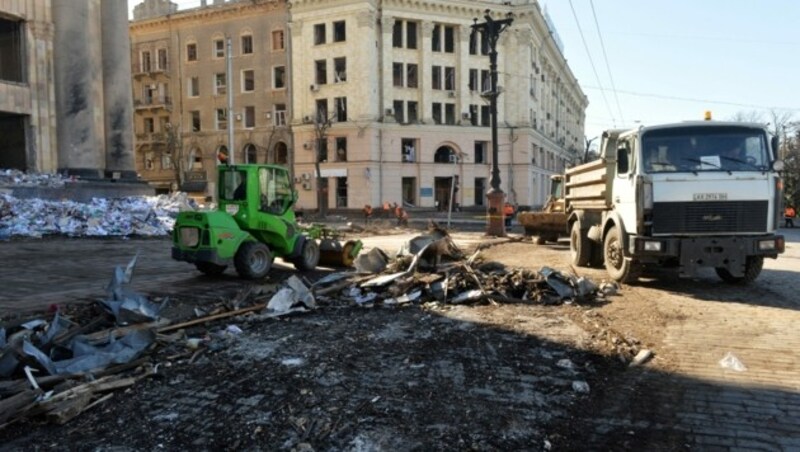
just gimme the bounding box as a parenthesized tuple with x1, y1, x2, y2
(132, 62, 170, 78)
(135, 97, 172, 111)
(134, 132, 168, 144)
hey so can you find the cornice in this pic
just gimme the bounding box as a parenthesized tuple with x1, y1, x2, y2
(130, 0, 286, 32)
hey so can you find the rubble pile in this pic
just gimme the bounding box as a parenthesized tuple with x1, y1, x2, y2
(0, 169, 70, 188)
(0, 192, 193, 238)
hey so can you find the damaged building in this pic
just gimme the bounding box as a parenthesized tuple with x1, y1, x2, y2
(0, 0, 141, 186)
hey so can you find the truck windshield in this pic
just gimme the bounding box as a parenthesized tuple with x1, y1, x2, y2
(642, 126, 769, 174)
(220, 170, 247, 201)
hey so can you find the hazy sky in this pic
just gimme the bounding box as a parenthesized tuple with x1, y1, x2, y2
(129, 0, 800, 140)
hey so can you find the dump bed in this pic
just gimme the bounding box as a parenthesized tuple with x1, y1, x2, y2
(564, 158, 613, 211)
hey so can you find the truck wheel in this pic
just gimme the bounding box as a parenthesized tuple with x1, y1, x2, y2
(534, 236, 546, 245)
(294, 239, 320, 272)
(715, 256, 763, 284)
(234, 241, 272, 279)
(195, 262, 227, 276)
(570, 222, 591, 266)
(604, 225, 640, 283)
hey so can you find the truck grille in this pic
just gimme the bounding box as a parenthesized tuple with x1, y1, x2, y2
(653, 201, 768, 234)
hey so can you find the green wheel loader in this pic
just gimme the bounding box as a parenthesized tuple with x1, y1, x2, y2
(171, 164, 324, 279)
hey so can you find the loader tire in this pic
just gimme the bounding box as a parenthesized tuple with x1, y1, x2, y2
(294, 239, 320, 272)
(570, 221, 591, 267)
(715, 256, 763, 285)
(234, 242, 272, 279)
(195, 261, 227, 276)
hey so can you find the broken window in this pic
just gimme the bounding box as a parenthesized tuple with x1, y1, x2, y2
(468, 69, 478, 91)
(272, 30, 284, 50)
(143, 117, 154, 133)
(189, 77, 199, 97)
(392, 20, 402, 48)
(316, 98, 328, 122)
(393, 100, 404, 123)
(407, 64, 418, 88)
(186, 43, 197, 61)
(315, 59, 327, 84)
(481, 70, 490, 93)
(274, 104, 286, 126)
(444, 67, 455, 91)
(141, 51, 152, 72)
(241, 34, 253, 54)
(406, 22, 417, 49)
(336, 177, 348, 208)
(244, 106, 255, 128)
(242, 70, 255, 92)
(445, 103, 456, 125)
(157, 48, 168, 71)
(191, 111, 201, 131)
(432, 102, 442, 125)
(481, 30, 489, 55)
(392, 63, 403, 87)
(469, 104, 478, 126)
(402, 177, 417, 205)
(335, 97, 347, 122)
(401, 138, 416, 163)
(314, 23, 326, 45)
(432, 66, 441, 90)
(335, 137, 347, 161)
(273, 66, 286, 89)
(408, 101, 418, 123)
(216, 108, 228, 130)
(481, 105, 490, 127)
(333, 21, 346, 42)
(334, 57, 346, 83)
(444, 26, 454, 53)
(469, 29, 478, 55)
(474, 141, 488, 164)
(432, 25, 441, 52)
(215, 73, 226, 95)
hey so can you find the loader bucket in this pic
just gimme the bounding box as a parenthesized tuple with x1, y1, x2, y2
(318, 239, 362, 267)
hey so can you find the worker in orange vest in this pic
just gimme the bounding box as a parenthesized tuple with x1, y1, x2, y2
(503, 202, 515, 228)
(785, 205, 796, 228)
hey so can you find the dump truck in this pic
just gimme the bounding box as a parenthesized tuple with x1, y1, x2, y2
(171, 164, 359, 279)
(518, 175, 567, 244)
(566, 120, 785, 284)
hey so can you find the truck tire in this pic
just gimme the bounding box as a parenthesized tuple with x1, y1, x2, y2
(570, 222, 591, 266)
(294, 239, 320, 272)
(234, 241, 272, 279)
(715, 256, 763, 284)
(604, 225, 640, 283)
(534, 236, 546, 245)
(195, 262, 227, 276)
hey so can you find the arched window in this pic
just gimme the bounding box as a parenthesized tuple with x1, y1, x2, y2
(434, 146, 456, 163)
(244, 143, 257, 163)
(216, 145, 229, 164)
(274, 142, 288, 165)
(190, 147, 203, 169)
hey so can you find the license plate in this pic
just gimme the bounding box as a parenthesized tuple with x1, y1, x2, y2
(693, 193, 727, 201)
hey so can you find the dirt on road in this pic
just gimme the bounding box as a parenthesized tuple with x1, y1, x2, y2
(1, 228, 799, 450)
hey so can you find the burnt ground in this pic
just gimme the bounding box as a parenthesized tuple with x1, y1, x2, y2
(2, 227, 800, 450)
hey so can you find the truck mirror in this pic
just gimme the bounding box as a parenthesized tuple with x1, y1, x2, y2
(771, 135, 779, 154)
(617, 147, 629, 174)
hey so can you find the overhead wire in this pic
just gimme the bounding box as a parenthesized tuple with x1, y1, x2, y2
(589, 0, 625, 125)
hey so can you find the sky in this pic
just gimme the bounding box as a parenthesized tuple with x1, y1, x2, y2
(129, 0, 800, 141)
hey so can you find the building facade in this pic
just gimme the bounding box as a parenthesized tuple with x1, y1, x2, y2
(130, 0, 291, 194)
(290, 0, 587, 210)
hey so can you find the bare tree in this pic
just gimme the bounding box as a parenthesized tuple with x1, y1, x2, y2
(311, 101, 341, 217)
(163, 123, 189, 191)
(728, 110, 765, 123)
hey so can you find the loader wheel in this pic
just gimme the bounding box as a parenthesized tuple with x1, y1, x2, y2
(234, 242, 272, 279)
(294, 239, 320, 272)
(715, 256, 763, 284)
(195, 261, 227, 276)
(570, 222, 591, 266)
(604, 225, 640, 283)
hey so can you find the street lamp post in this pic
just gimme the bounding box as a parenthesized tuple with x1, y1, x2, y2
(473, 11, 513, 236)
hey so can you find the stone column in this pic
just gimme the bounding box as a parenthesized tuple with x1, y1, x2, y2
(420, 22, 434, 124)
(53, 0, 104, 178)
(102, 0, 137, 179)
(379, 16, 394, 123)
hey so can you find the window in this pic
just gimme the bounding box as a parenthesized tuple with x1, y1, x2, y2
(189, 77, 199, 97)
(481, 70, 490, 92)
(402, 178, 417, 205)
(314, 23, 326, 45)
(444, 26, 455, 53)
(336, 177, 348, 208)
(393, 100, 404, 123)
(157, 48, 168, 70)
(141, 51, 152, 72)
(402, 138, 416, 163)
(0, 17, 27, 83)
(406, 22, 417, 49)
(333, 21, 346, 42)
(161, 154, 173, 170)
(145, 152, 155, 170)
(186, 43, 197, 61)
(315, 60, 327, 85)
(245, 144, 257, 163)
(273, 66, 286, 89)
(469, 104, 478, 126)
(216, 108, 228, 130)
(159, 116, 169, 132)
(481, 105, 490, 127)
(143, 117, 154, 133)
(469, 30, 478, 55)
(333, 57, 346, 83)
(316, 98, 328, 122)
(214, 39, 224, 58)
(408, 101, 418, 123)
(392, 63, 403, 87)
(445, 103, 455, 125)
(432, 66, 442, 90)
(432, 103, 442, 125)
(257, 167, 293, 214)
(191, 111, 201, 131)
(474, 178, 486, 205)
(481, 30, 489, 55)
(444, 67, 455, 91)
(468, 69, 478, 91)
(392, 21, 402, 48)
(407, 64, 418, 88)
(474, 141, 488, 164)
(241, 35, 253, 54)
(244, 106, 255, 128)
(335, 97, 347, 122)
(335, 137, 347, 161)
(274, 104, 286, 126)
(272, 30, 284, 50)
(242, 70, 255, 92)
(432, 25, 441, 52)
(215, 73, 226, 95)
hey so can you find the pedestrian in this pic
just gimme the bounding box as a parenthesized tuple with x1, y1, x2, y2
(785, 205, 796, 228)
(363, 204, 373, 226)
(503, 202, 515, 228)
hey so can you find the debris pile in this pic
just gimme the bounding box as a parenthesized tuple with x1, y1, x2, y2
(0, 192, 193, 238)
(0, 169, 70, 188)
(313, 224, 606, 308)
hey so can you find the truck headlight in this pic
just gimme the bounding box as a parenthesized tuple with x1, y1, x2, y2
(179, 227, 200, 247)
(758, 239, 776, 251)
(643, 240, 662, 252)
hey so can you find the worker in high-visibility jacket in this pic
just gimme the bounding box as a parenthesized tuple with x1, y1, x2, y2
(503, 202, 515, 228)
(786, 205, 796, 228)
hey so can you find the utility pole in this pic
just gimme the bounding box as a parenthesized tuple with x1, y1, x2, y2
(473, 10, 513, 236)
(226, 36, 235, 164)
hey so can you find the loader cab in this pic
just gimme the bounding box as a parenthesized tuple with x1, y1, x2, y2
(218, 164, 298, 225)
